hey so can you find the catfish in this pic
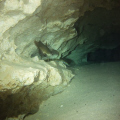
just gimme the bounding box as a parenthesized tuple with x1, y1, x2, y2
(34, 40, 53, 57)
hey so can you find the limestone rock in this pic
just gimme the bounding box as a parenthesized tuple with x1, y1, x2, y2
(1, 0, 119, 61)
(67, 7, 120, 65)
(0, 59, 74, 119)
(0, 0, 120, 119)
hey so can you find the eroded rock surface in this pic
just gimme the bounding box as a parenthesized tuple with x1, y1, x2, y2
(1, 0, 119, 61)
(67, 7, 120, 65)
(0, 0, 120, 119)
(0, 59, 74, 119)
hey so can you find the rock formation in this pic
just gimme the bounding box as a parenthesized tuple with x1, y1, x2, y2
(0, 0, 120, 119)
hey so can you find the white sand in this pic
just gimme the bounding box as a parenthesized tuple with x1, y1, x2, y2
(25, 62, 120, 120)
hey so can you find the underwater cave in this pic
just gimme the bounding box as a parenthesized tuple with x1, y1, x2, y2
(0, 0, 120, 120)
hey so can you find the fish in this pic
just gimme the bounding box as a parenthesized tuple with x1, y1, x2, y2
(34, 40, 53, 57)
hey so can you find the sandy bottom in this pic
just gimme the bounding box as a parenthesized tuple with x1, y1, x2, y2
(25, 62, 120, 120)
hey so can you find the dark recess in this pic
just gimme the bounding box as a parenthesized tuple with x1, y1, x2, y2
(87, 45, 120, 63)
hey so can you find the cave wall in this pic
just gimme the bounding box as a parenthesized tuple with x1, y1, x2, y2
(0, 0, 120, 119)
(0, 59, 74, 120)
(66, 7, 120, 65)
(1, 0, 119, 61)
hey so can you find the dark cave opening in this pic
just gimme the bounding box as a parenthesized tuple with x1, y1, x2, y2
(87, 45, 120, 63)
(65, 7, 120, 66)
